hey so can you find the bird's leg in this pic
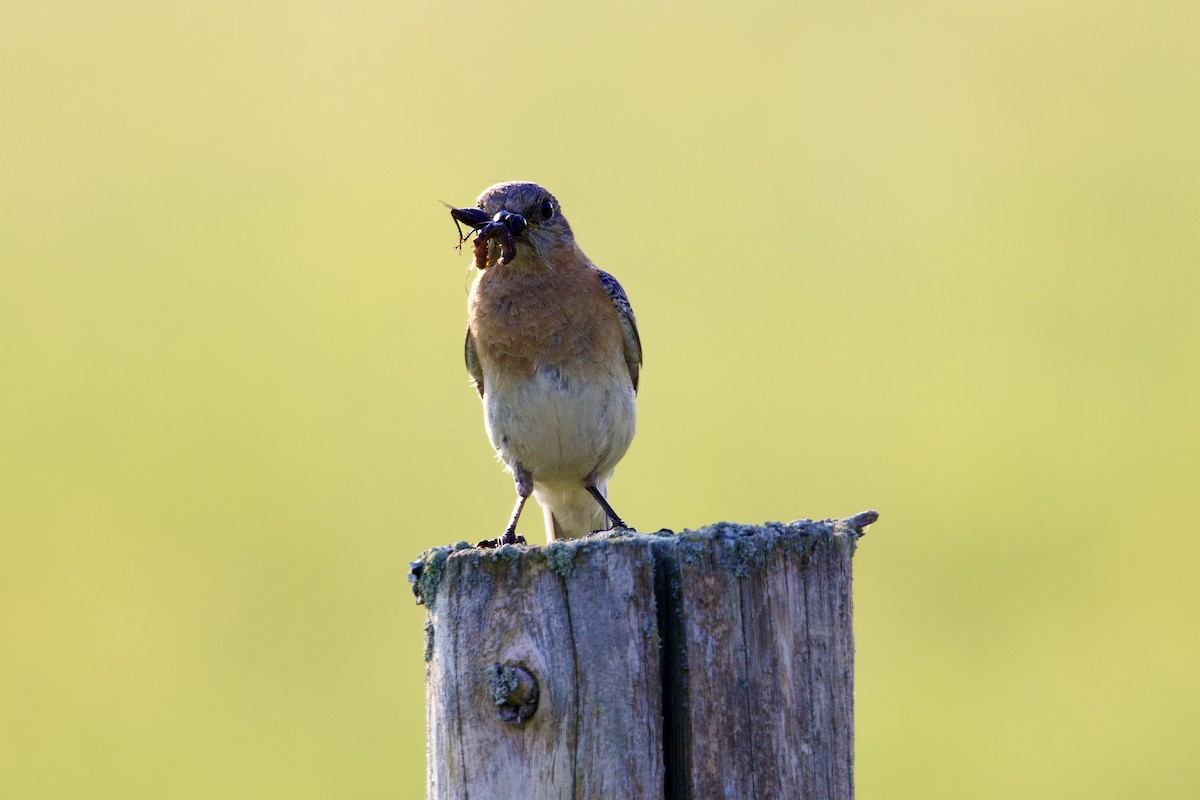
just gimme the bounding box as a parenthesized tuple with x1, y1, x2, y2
(478, 464, 531, 548)
(585, 485, 635, 532)
(499, 495, 528, 544)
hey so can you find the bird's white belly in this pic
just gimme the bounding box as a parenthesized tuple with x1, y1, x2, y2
(484, 366, 636, 488)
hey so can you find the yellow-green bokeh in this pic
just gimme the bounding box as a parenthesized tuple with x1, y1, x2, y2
(3, 1, 1198, 797)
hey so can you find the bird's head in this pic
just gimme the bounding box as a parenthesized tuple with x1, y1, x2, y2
(450, 181, 575, 270)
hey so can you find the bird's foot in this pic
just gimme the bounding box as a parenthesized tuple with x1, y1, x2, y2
(477, 530, 527, 549)
(588, 524, 638, 536)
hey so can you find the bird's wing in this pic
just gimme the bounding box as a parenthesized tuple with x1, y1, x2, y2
(464, 327, 484, 397)
(595, 268, 642, 393)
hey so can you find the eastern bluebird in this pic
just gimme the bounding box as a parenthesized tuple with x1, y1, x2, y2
(450, 181, 642, 545)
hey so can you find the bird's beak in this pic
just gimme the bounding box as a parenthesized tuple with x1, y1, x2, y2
(493, 210, 528, 237)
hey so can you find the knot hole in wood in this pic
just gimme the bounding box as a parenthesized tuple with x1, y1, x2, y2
(485, 662, 539, 725)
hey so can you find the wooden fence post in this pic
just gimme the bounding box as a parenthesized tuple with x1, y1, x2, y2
(412, 512, 876, 800)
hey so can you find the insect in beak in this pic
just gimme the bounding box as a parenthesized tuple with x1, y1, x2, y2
(448, 205, 491, 249)
(447, 205, 526, 269)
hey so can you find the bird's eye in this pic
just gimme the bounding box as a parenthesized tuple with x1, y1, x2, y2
(539, 198, 555, 221)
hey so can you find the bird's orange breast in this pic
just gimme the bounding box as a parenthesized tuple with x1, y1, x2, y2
(468, 258, 622, 380)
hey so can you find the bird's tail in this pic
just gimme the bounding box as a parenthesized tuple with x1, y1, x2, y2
(536, 482, 609, 541)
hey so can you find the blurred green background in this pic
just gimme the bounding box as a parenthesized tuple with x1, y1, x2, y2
(2, 0, 1197, 797)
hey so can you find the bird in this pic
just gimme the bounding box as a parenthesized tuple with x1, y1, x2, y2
(449, 181, 642, 545)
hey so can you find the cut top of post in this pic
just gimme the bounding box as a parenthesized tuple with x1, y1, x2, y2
(409, 513, 876, 609)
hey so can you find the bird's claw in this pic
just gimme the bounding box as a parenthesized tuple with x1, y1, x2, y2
(588, 525, 637, 536)
(477, 531, 527, 549)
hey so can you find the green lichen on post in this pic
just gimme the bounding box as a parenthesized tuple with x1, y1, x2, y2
(667, 515, 872, 578)
(423, 619, 435, 663)
(675, 531, 711, 566)
(422, 548, 450, 607)
(485, 663, 520, 705)
(412, 546, 452, 608)
(704, 522, 783, 577)
(543, 540, 578, 579)
(495, 543, 523, 564)
(778, 520, 821, 558)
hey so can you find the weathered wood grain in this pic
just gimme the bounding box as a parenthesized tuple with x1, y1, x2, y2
(421, 538, 665, 800)
(416, 515, 872, 800)
(667, 523, 857, 799)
